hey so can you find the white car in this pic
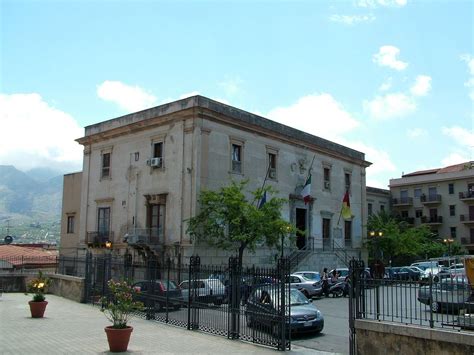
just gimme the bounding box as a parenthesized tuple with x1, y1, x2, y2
(179, 279, 226, 305)
(410, 261, 441, 279)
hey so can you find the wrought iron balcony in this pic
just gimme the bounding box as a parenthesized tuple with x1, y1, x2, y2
(459, 191, 474, 201)
(86, 231, 114, 247)
(420, 216, 443, 224)
(460, 215, 474, 224)
(461, 237, 474, 246)
(391, 197, 413, 206)
(396, 216, 414, 225)
(420, 194, 442, 204)
(124, 228, 162, 246)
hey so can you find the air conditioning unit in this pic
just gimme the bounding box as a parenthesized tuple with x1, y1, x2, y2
(149, 157, 163, 168)
(269, 169, 276, 179)
(324, 181, 331, 189)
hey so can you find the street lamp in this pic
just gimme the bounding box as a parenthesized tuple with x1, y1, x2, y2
(105, 240, 112, 250)
(443, 238, 454, 266)
(369, 230, 384, 260)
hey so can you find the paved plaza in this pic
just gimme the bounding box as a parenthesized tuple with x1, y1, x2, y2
(0, 293, 337, 354)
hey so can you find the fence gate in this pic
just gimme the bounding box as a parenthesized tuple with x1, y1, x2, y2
(348, 258, 365, 355)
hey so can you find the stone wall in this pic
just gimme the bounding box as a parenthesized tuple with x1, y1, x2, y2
(355, 319, 474, 355)
(48, 274, 85, 303)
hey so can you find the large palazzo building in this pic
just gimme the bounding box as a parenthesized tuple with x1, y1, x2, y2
(60, 96, 371, 267)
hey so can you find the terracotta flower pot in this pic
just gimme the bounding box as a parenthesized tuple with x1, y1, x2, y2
(29, 300, 48, 318)
(104, 326, 133, 352)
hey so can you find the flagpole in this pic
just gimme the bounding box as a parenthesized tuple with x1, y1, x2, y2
(255, 161, 272, 207)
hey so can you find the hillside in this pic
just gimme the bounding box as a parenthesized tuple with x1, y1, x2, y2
(0, 165, 64, 244)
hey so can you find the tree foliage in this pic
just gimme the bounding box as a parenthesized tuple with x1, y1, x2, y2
(366, 211, 466, 266)
(186, 180, 293, 266)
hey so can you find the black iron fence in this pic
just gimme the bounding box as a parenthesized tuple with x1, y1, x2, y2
(349, 259, 474, 355)
(80, 253, 290, 351)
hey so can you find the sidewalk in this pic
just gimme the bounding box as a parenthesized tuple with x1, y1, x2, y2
(0, 293, 335, 354)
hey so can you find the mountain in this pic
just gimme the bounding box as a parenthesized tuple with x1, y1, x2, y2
(0, 165, 64, 243)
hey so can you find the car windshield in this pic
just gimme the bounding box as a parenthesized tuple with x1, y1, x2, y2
(300, 273, 321, 282)
(160, 280, 178, 290)
(289, 289, 310, 306)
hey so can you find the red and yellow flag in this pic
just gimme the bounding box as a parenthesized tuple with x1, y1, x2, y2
(342, 191, 352, 220)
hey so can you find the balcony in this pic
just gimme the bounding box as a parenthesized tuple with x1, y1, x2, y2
(460, 214, 474, 224)
(459, 191, 474, 202)
(420, 216, 443, 225)
(124, 228, 163, 248)
(391, 197, 413, 207)
(396, 216, 415, 225)
(86, 231, 114, 247)
(461, 237, 474, 249)
(420, 194, 442, 205)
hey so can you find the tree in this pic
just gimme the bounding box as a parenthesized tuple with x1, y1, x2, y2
(186, 180, 293, 267)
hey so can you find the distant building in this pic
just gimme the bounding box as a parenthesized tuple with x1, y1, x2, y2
(389, 162, 474, 254)
(366, 186, 391, 217)
(60, 96, 371, 268)
(0, 245, 58, 273)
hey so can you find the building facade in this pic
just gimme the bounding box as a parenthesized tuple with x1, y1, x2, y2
(366, 186, 391, 218)
(60, 96, 371, 266)
(389, 162, 474, 254)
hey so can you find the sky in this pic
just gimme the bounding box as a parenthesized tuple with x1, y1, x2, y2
(1, 0, 473, 188)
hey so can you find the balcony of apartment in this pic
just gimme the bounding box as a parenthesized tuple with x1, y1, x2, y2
(460, 214, 474, 225)
(124, 228, 163, 249)
(461, 237, 474, 249)
(391, 197, 413, 207)
(459, 191, 474, 203)
(86, 231, 114, 247)
(420, 194, 442, 205)
(395, 216, 415, 225)
(420, 215, 443, 225)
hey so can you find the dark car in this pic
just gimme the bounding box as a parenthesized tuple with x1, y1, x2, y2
(132, 280, 183, 311)
(245, 286, 324, 336)
(225, 275, 278, 305)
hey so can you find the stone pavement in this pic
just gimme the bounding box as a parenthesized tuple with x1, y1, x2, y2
(0, 293, 336, 354)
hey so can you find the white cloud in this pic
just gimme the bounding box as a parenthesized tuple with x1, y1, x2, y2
(364, 92, 416, 120)
(461, 54, 474, 100)
(379, 77, 392, 91)
(345, 140, 397, 175)
(97, 80, 157, 112)
(442, 126, 474, 147)
(410, 75, 432, 96)
(329, 14, 376, 25)
(441, 153, 470, 166)
(373, 46, 408, 71)
(357, 0, 407, 8)
(406, 128, 427, 138)
(218, 76, 243, 96)
(0, 93, 83, 171)
(266, 94, 360, 141)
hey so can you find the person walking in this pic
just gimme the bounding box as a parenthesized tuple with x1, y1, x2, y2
(322, 267, 329, 297)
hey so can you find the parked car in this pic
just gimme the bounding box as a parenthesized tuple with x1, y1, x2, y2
(286, 274, 323, 298)
(417, 277, 474, 313)
(329, 268, 349, 282)
(179, 279, 226, 305)
(132, 280, 183, 311)
(293, 271, 321, 283)
(245, 286, 324, 335)
(411, 261, 441, 279)
(388, 267, 421, 281)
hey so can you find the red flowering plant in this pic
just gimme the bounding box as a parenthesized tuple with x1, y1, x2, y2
(100, 279, 144, 329)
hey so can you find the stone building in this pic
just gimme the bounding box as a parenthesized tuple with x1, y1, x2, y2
(366, 186, 391, 217)
(389, 162, 474, 254)
(59, 96, 371, 268)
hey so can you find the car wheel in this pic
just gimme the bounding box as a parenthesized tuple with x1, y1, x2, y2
(301, 290, 310, 299)
(431, 301, 440, 313)
(333, 288, 343, 298)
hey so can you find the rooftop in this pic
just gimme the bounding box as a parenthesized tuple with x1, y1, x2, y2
(402, 161, 474, 177)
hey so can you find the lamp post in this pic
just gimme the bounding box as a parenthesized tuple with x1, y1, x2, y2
(369, 230, 384, 261)
(443, 238, 454, 267)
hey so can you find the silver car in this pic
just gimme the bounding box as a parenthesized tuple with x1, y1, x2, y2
(417, 277, 473, 313)
(287, 274, 323, 298)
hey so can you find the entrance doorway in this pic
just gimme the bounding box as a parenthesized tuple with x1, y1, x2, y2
(296, 208, 307, 250)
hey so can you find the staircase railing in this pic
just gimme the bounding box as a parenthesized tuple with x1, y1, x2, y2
(332, 239, 350, 267)
(287, 237, 314, 272)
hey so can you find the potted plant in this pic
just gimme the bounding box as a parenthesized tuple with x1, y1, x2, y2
(100, 279, 144, 353)
(25, 270, 51, 318)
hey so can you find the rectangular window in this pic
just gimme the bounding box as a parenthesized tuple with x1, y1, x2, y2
(153, 142, 163, 158)
(428, 187, 437, 197)
(415, 209, 423, 218)
(380, 205, 385, 212)
(268, 152, 277, 179)
(322, 218, 331, 239)
(344, 220, 352, 240)
(345, 173, 351, 192)
(101, 153, 111, 179)
(368, 203, 373, 216)
(448, 183, 454, 194)
(67, 216, 75, 234)
(231, 144, 242, 173)
(323, 168, 331, 190)
(401, 210, 409, 218)
(414, 188, 422, 198)
(450, 227, 457, 239)
(98, 207, 110, 238)
(450, 205, 456, 216)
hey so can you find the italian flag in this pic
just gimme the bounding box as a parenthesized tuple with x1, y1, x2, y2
(301, 173, 312, 204)
(342, 191, 352, 220)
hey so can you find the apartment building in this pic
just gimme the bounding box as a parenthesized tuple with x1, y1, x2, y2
(366, 186, 391, 217)
(59, 95, 371, 266)
(389, 162, 474, 254)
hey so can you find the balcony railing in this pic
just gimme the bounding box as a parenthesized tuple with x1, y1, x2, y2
(420, 194, 442, 204)
(461, 237, 474, 245)
(460, 215, 474, 223)
(391, 197, 413, 206)
(125, 228, 162, 246)
(459, 191, 474, 201)
(396, 216, 414, 225)
(86, 231, 114, 246)
(420, 216, 443, 224)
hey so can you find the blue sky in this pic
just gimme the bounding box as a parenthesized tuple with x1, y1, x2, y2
(1, 0, 473, 188)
